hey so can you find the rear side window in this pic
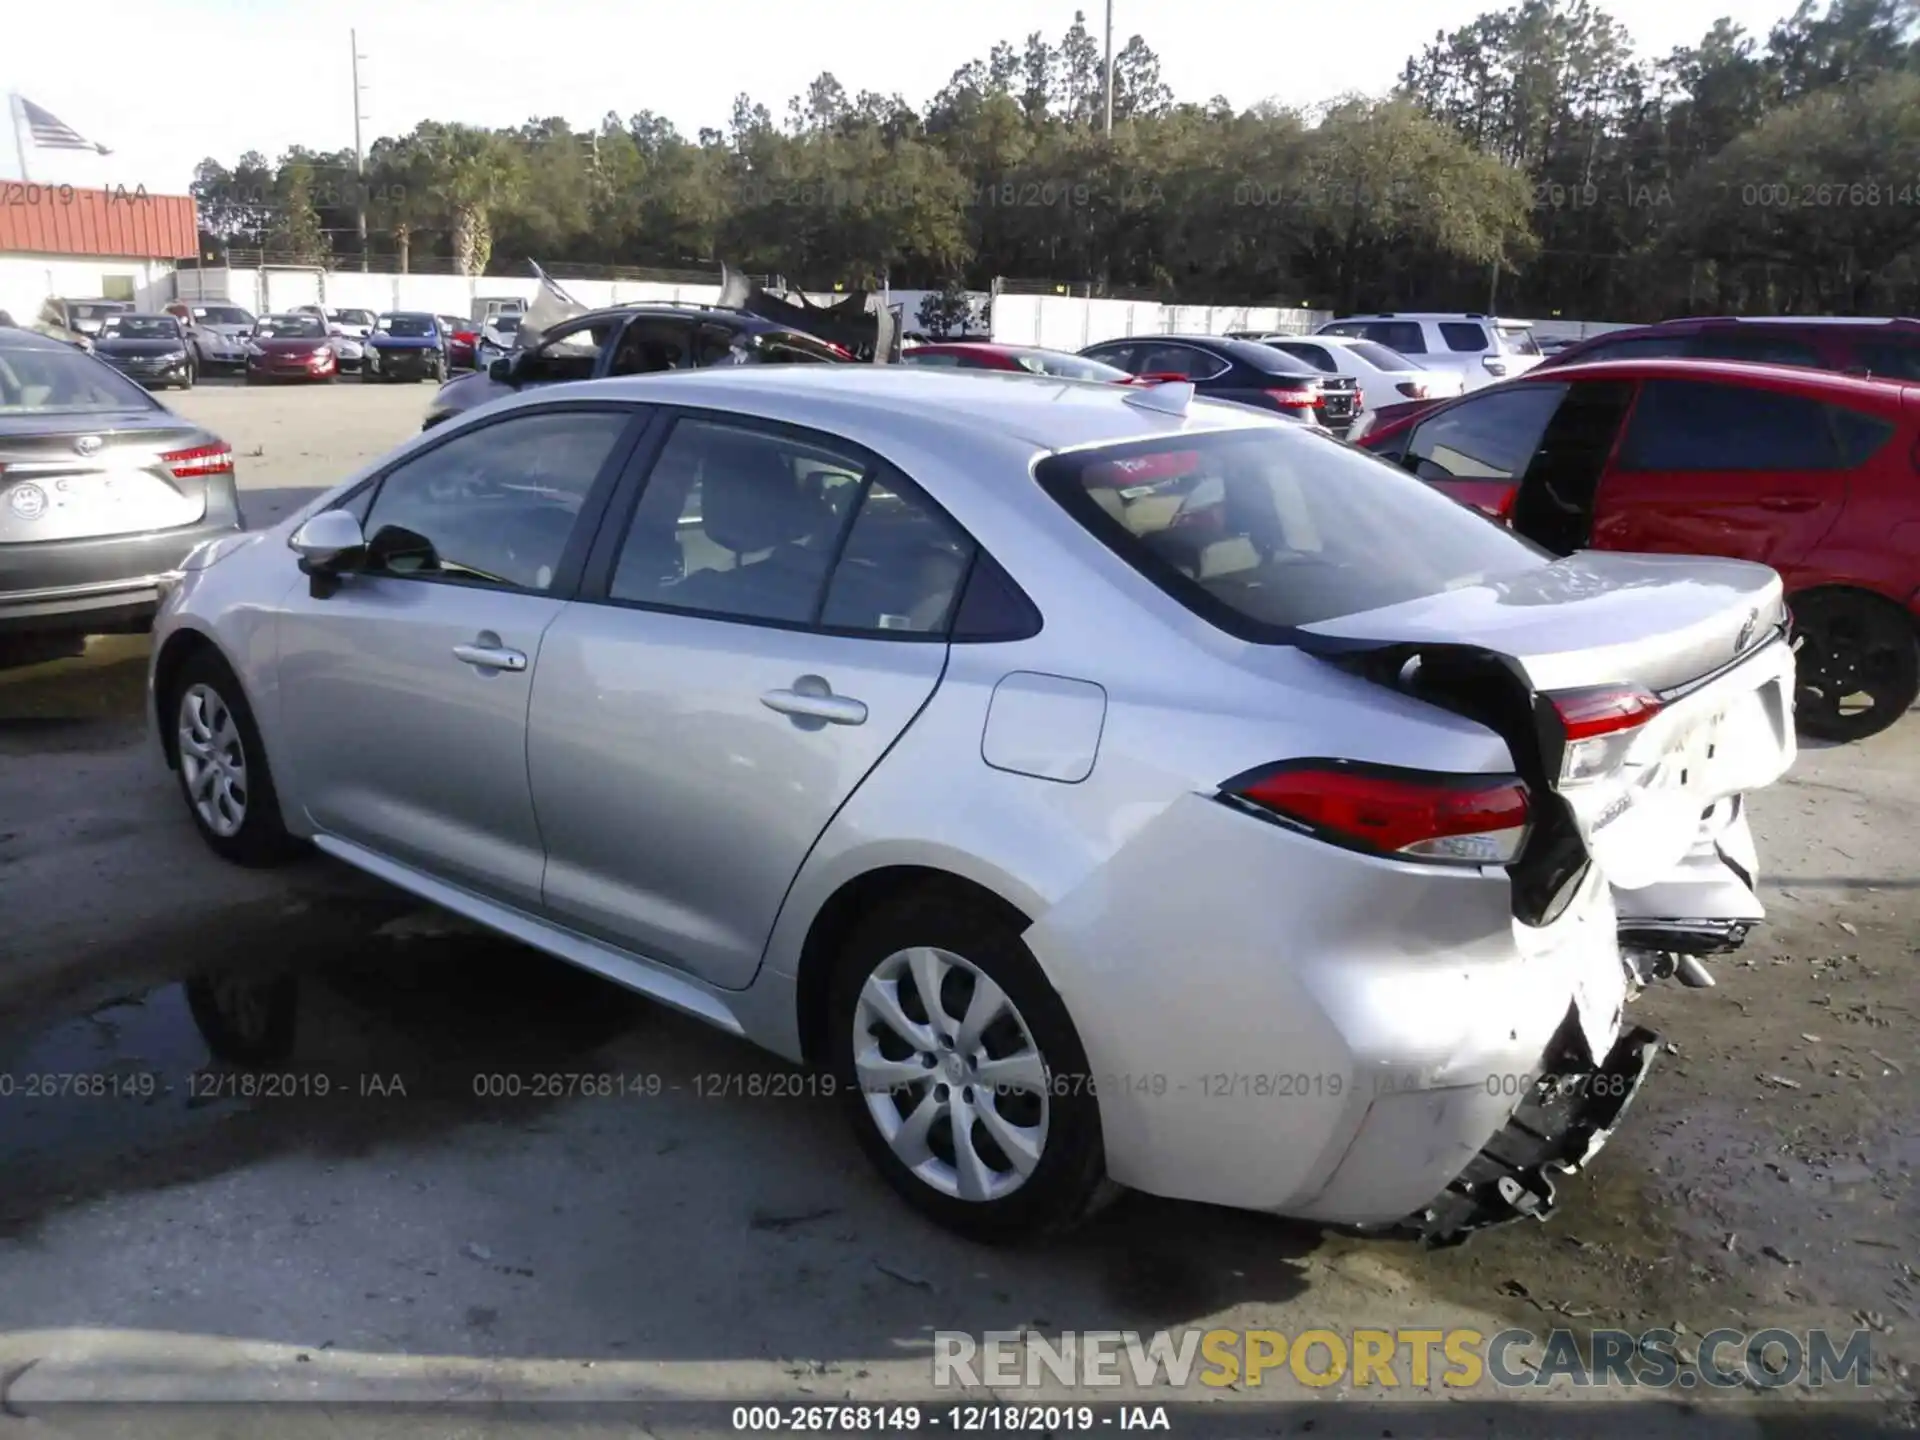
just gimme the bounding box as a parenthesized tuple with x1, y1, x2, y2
(1406, 384, 1568, 482)
(1440, 322, 1490, 353)
(1616, 380, 1857, 471)
(1035, 428, 1550, 634)
(1571, 334, 1694, 364)
(1689, 331, 1823, 368)
(1851, 340, 1920, 381)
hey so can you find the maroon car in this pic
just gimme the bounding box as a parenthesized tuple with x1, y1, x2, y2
(902, 341, 1143, 383)
(440, 315, 478, 370)
(1534, 316, 1920, 381)
(244, 313, 339, 384)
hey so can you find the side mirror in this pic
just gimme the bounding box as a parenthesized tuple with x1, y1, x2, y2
(488, 355, 517, 384)
(288, 509, 366, 584)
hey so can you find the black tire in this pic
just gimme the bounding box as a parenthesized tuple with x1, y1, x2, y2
(1791, 589, 1919, 742)
(179, 362, 196, 390)
(185, 968, 299, 1068)
(166, 648, 305, 867)
(826, 886, 1115, 1241)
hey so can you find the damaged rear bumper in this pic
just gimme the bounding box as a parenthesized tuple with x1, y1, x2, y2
(1398, 1019, 1662, 1247)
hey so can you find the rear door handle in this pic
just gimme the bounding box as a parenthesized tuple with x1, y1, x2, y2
(762, 679, 867, 726)
(453, 642, 527, 672)
(1757, 495, 1819, 513)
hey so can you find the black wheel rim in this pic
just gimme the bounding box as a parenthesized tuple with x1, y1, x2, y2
(1795, 610, 1911, 729)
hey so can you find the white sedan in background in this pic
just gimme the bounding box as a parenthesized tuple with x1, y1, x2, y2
(1257, 334, 1464, 423)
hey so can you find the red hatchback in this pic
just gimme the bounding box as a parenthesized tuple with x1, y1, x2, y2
(902, 342, 1141, 383)
(1357, 359, 1920, 740)
(244, 313, 338, 384)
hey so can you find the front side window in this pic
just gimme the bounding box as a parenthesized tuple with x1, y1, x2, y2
(1336, 321, 1426, 355)
(1617, 379, 1850, 472)
(359, 409, 631, 592)
(609, 318, 696, 375)
(1405, 384, 1568, 482)
(1036, 427, 1549, 634)
(609, 418, 867, 624)
(519, 318, 618, 383)
(1440, 322, 1490, 353)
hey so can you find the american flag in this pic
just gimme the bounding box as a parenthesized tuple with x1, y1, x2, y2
(15, 96, 111, 154)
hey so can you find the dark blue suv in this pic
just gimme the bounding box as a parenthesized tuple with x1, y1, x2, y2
(421, 304, 851, 429)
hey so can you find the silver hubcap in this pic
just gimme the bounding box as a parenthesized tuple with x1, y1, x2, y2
(852, 946, 1050, 1203)
(177, 682, 249, 837)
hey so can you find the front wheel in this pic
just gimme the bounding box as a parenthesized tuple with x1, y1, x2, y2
(826, 888, 1115, 1241)
(168, 649, 304, 866)
(1792, 589, 1919, 742)
(179, 362, 196, 390)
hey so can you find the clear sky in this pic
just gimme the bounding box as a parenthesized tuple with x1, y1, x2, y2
(5, 0, 1779, 191)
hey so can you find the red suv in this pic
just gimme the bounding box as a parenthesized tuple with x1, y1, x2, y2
(1357, 358, 1920, 741)
(1536, 316, 1920, 381)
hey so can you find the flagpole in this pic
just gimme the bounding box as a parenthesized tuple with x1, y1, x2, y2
(8, 94, 30, 184)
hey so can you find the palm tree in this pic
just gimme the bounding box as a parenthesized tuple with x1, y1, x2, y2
(416, 123, 525, 275)
(366, 135, 433, 273)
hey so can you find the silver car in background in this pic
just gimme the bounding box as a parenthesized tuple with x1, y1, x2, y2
(149, 368, 1794, 1243)
(165, 301, 258, 371)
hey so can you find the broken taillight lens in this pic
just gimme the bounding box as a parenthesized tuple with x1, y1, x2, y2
(1550, 685, 1664, 783)
(1226, 761, 1531, 866)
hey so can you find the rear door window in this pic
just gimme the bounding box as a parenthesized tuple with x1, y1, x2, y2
(1136, 344, 1227, 380)
(1440, 322, 1491, 353)
(1616, 380, 1845, 471)
(1405, 384, 1569, 482)
(1035, 427, 1549, 634)
(1851, 339, 1920, 381)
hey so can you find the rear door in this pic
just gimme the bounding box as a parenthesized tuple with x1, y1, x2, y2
(526, 412, 974, 990)
(1396, 381, 1567, 517)
(1593, 378, 1856, 569)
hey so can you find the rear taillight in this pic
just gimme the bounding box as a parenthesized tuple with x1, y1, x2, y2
(160, 443, 234, 479)
(1265, 388, 1322, 409)
(1550, 685, 1664, 784)
(1396, 381, 1429, 399)
(1225, 761, 1531, 865)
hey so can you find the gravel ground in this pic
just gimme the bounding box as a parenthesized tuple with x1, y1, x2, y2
(0, 380, 1914, 1437)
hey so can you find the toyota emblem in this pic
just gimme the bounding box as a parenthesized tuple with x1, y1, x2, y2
(73, 435, 103, 458)
(1735, 608, 1759, 655)
(8, 483, 48, 521)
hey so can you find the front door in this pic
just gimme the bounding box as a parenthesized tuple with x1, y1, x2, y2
(528, 413, 976, 989)
(275, 406, 640, 909)
(1592, 377, 1853, 569)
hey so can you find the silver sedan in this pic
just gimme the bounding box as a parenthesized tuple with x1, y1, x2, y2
(148, 368, 1796, 1242)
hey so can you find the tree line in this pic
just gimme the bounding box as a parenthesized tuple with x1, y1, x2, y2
(189, 0, 1920, 319)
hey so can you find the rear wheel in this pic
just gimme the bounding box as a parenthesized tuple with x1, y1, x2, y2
(1791, 589, 1919, 742)
(826, 887, 1115, 1240)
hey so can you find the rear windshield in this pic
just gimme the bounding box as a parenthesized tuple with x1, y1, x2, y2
(378, 314, 436, 337)
(0, 348, 160, 414)
(1342, 340, 1415, 371)
(1497, 325, 1541, 357)
(69, 303, 129, 322)
(491, 316, 522, 333)
(1035, 427, 1548, 633)
(337, 309, 375, 325)
(1010, 350, 1128, 381)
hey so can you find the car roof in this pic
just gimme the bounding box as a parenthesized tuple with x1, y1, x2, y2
(489, 365, 1286, 454)
(1529, 357, 1915, 406)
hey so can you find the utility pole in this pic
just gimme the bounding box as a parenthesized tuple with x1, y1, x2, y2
(351, 29, 369, 271)
(1102, 0, 1115, 136)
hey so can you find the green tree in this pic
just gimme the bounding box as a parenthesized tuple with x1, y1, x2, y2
(265, 153, 331, 263)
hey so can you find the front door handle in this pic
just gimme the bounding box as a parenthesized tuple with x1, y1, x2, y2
(453, 640, 527, 672)
(762, 676, 867, 726)
(1757, 495, 1819, 513)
